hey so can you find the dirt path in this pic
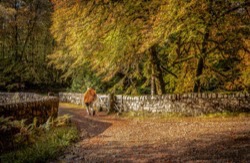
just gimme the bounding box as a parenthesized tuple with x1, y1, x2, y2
(54, 103, 250, 162)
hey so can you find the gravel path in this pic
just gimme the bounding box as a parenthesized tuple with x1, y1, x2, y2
(53, 103, 250, 162)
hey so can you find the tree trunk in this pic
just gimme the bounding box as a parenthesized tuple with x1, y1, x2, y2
(149, 45, 166, 95)
(14, 0, 19, 61)
(1, 33, 5, 59)
(193, 57, 204, 92)
(193, 1, 213, 92)
(193, 32, 209, 92)
(108, 93, 115, 113)
(151, 74, 156, 96)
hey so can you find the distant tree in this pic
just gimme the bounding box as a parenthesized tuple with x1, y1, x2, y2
(0, 0, 63, 91)
(151, 0, 250, 92)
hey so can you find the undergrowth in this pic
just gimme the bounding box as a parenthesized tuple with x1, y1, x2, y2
(0, 115, 79, 163)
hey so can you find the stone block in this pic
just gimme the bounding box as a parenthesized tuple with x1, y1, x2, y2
(218, 94, 223, 98)
(171, 94, 176, 100)
(240, 93, 245, 98)
(183, 93, 187, 99)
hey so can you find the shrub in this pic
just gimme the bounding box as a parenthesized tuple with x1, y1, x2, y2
(0, 115, 79, 162)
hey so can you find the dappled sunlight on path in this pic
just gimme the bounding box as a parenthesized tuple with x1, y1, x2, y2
(52, 103, 250, 162)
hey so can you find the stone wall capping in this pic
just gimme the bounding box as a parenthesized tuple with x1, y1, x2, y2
(0, 92, 59, 124)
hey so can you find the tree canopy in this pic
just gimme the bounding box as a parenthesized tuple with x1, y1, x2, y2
(1, 0, 249, 94)
(49, 0, 250, 94)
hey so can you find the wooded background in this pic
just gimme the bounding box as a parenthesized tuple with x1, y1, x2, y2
(0, 0, 249, 94)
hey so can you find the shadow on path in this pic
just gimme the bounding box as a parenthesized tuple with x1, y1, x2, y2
(78, 131, 250, 162)
(58, 103, 112, 139)
(177, 131, 250, 162)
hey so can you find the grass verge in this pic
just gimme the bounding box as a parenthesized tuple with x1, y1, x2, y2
(200, 112, 250, 118)
(120, 111, 250, 120)
(59, 102, 85, 109)
(0, 116, 79, 163)
(120, 111, 187, 120)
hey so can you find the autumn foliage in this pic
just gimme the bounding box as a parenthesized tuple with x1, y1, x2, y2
(0, 0, 249, 94)
(49, 0, 250, 94)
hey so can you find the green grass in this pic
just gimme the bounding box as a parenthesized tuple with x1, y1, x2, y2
(120, 111, 250, 120)
(59, 102, 85, 109)
(120, 111, 188, 120)
(200, 112, 250, 118)
(0, 126, 79, 163)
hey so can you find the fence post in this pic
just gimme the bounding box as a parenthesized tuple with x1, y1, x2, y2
(108, 93, 115, 113)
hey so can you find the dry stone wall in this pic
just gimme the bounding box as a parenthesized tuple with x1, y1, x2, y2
(59, 92, 250, 116)
(59, 92, 84, 105)
(116, 93, 250, 116)
(0, 92, 42, 104)
(0, 92, 59, 124)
